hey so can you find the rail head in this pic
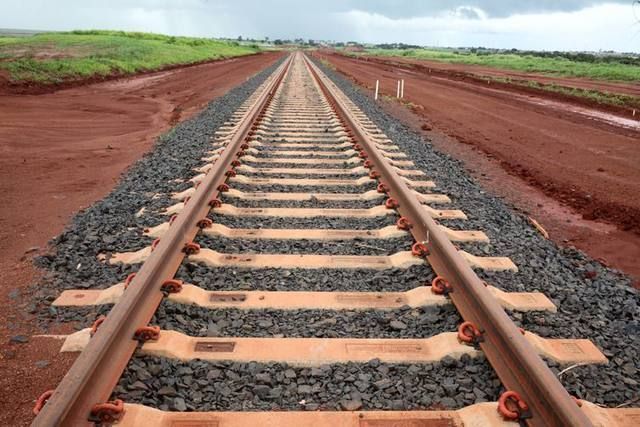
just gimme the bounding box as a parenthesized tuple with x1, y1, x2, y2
(303, 53, 593, 427)
(31, 54, 293, 427)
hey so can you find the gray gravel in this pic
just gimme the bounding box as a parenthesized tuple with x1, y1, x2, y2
(113, 355, 501, 411)
(177, 264, 434, 292)
(243, 159, 350, 169)
(247, 171, 364, 179)
(153, 301, 461, 338)
(256, 146, 350, 153)
(30, 59, 286, 308)
(29, 54, 638, 413)
(197, 235, 412, 256)
(224, 196, 383, 209)
(253, 151, 352, 159)
(229, 182, 377, 194)
(210, 213, 399, 230)
(312, 58, 640, 407)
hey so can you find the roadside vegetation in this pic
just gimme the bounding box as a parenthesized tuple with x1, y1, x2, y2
(0, 30, 261, 84)
(489, 77, 640, 109)
(352, 47, 640, 82)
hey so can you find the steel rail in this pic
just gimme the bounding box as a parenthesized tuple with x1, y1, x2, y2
(32, 54, 293, 427)
(304, 54, 592, 427)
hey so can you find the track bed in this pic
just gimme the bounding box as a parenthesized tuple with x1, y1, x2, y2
(28, 53, 639, 427)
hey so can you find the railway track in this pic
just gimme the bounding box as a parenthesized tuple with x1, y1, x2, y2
(31, 53, 638, 426)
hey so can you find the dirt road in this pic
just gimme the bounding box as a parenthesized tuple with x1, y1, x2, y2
(0, 50, 282, 426)
(316, 51, 640, 283)
(0, 51, 281, 263)
(347, 53, 640, 99)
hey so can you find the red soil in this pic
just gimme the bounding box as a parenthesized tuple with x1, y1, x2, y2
(351, 53, 640, 99)
(0, 53, 269, 96)
(316, 50, 640, 285)
(0, 50, 282, 426)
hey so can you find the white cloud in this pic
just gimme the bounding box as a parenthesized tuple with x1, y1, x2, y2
(336, 3, 640, 51)
(1, 1, 638, 52)
(450, 6, 488, 20)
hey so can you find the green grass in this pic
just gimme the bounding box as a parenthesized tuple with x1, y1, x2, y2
(489, 76, 640, 109)
(356, 48, 640, 82)
(0, 30, 261, 84)
(527, 81, 640, 108)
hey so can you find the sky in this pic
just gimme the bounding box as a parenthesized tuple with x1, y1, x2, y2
(2, 0, 640, 52)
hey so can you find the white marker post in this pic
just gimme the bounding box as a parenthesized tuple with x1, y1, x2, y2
(374, 80, 379, 101)
(396, 80, 400, 98)
(400, 79, 405, 99)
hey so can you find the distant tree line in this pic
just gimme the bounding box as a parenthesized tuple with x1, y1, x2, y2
(272, 38, 320, 46)
(233, 36, 324, 46)
(230, 35, 640, 64)
(456, 47, 640, 66)
(514, 50, 640, 66)
(369, 42, 640, 66)
(372, 43, 422, 50)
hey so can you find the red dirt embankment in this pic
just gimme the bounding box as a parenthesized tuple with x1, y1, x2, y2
(348, 53, 640, 99)
(316, 51, 640, 283)
(0, 50, 282, 427)
(0, 53, 271, 96)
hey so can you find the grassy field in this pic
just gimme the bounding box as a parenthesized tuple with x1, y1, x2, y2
(356, 48, 640, 82)
(488, 76, 640, 109)
(0, 30, 261, 84)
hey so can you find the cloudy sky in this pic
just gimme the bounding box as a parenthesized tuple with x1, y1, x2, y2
(3, 1, 640, 52)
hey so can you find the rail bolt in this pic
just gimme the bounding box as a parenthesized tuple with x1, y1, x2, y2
(237, 150, 247, 157)
(431, 276, 453, 295)
(572, 396, 583, 407)
(240, 143, 250, 150)
(197, 218, 213, 229)
(225, 169, 237, 177)
(231, 160, 241, 167)
(457, 321, 484, 344)
(369, 171, 381, 179)
(353, 144, 362, 150)
(396, 217, 412, 230)
(89, 399, 125, 424)
(209, 198, 222, 208)
(411, 242, 429, 257)
(377, 183, 388, 194)
(183, 242, 201, 255)
(124, 272, 137, 290)
(161, 279, 183, 294)
(358, 151, 368, 159)
(134, 325, 160, 342)
(364, 160, 373, 169)
(217, 184, 230, 192)
(90, 315, 107, 337)
(385, 198, 399, 209)
(33, 390, 54, 415)
(498, 391, 530, 421)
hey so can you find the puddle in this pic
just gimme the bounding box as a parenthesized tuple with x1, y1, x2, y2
(518, 95, 640, 132)
(427, 74, 640, 132)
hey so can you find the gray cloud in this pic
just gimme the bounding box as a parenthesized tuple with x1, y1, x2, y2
(1, 1, 638, 51)
(198, 0, 631, 19)
(338, 0, 630, 18)
(453, 6, 484, 20)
